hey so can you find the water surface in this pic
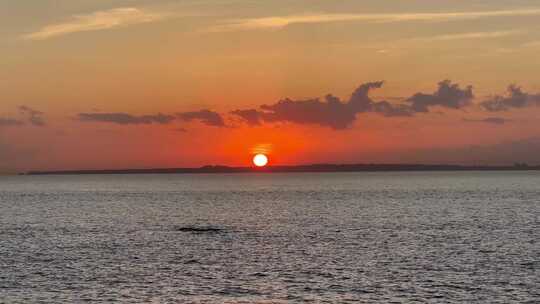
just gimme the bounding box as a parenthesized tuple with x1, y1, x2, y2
(1, 172, 538, 303)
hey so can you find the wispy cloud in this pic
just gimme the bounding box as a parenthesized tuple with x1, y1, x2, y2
(463, 117, 509, 125)
(77, 112, 175, 125)
(24, 8, 168, 40)
(210, 8, 540, 32)
(522, 40, 540, 48)
(76, 110, 227, 127)
(406, 30, 523, 42)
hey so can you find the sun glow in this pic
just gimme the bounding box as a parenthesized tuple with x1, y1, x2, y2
(253, 154, 269, 167)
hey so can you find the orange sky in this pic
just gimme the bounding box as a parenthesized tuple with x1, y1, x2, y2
(1, 1, 540, 172)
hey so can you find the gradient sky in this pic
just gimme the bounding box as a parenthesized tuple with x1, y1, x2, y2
(1, 0, 540, 172)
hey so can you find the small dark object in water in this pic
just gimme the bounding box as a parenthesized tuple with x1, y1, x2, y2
(175, 226, 224, 233)
(184, 259, 202, 265)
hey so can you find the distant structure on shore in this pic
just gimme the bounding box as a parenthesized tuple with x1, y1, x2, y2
(24, 163, 540, 175)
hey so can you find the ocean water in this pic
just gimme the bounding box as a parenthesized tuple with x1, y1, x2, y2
(0, 172, 538, 303)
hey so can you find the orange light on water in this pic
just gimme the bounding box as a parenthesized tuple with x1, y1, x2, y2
(253, 154, 268, 167)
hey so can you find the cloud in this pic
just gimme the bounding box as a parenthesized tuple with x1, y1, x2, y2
(230, 109, 263, 126)
(405, 30, 523, 42)
(407, 80, 474, 112)
(24, 8, 167, 40)
(369, 100, 414, 117)
(348, 81, 414, 116)
(480, 85, 540, 111)
(0, 106, 46, 127)
(257, 95, 356, 130)
(77, 112, 175, 125)
(463, 117, 509, 125)
(77, 110, 225, 127)
(19, 106, 46, 126)
(177, 110, 226, 127)
(232, 80, 475, 130)
(0, 118, 24, 127)
(232, 81, 413, 130)
(211, 9, 540, 32)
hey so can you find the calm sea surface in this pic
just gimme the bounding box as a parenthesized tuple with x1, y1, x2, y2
(0, 172, 539, 303)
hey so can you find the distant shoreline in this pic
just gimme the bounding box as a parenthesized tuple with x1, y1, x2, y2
(23, 163, 540, 175)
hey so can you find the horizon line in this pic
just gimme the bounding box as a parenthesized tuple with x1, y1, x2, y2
(21, 162, 539, 175)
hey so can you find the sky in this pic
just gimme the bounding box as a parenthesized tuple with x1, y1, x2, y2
(1, 0, 540, 172)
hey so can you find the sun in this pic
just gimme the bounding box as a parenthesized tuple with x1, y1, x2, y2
(253, 154, 269, 167)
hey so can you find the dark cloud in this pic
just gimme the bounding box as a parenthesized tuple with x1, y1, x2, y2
(369, 100, 413, 117)
(406, 80, 474, 112)
(257, 95, 356, 129)
(348, 82, 414, 117)
(0, 118, 24, 127)
(0, 106, 46, 128)
(177, 110, 226, 127)
(463, 117, 509, 125)
(232, 81, 476, 130)
(65, 81, 540, 132)
(77, 109, 225, 128)
(77, 112, 175, 125)
(19, 105, 46, 126)
(347, 81, 384, 112)
(230, 109, 263, 126)
(480, 85, 540, 112)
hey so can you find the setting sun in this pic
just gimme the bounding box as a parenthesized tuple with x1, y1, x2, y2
(253, 154, 269, 167)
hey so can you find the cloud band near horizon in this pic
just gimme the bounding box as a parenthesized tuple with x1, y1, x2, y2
(70, 81, 540, 131)
(0, 106, 46, 127)
(77, 110, 225, 128)
(231, 80, 474, 129)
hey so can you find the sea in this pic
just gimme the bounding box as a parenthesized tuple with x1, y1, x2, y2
(0, 172, 538, 303)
